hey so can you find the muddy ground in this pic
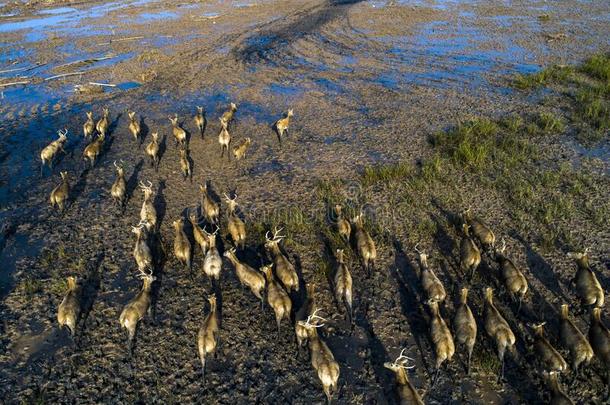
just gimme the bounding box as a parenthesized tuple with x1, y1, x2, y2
(0, 0, 609, 403)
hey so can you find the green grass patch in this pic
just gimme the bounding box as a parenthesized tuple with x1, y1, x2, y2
(431, 117, 536, 171)
(315, 179, 344, 205)
(536, 112, 564, 134)
(575, 87, 609, 132)
(361, 162, 413, 187)
(580, 53, 610, 84)
(513, 65, 574, 90)
(474, 347, 501, 375)
(18, 277, 44, 299)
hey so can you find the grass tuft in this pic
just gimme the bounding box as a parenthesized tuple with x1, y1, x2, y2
(536, 112, 565, 134)
(513, 65, 574, 90)
(361, 162, 413, 187)
(580, 53, 610, 84)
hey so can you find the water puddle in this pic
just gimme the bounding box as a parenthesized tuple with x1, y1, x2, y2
(38, 7, 77, 15)
(0, 0, 160, 41)
(116, 81, 141, 91)
(139, 10, 178, 21)
(372, 16, 540, 91)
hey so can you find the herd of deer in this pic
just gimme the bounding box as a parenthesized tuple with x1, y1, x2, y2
(43, 104, 607, 403)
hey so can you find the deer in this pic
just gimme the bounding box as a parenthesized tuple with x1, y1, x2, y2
(218, 125, 231, 161)
(132, 221, 153, 275)
(261, 264, 292, 334)
(119, 269, 156, 354)
(83, 132, 105, 168)
(568, 249, 604, 309)
(219, 102, 237, 128)
(139, 181, 157, 233)
(194, 106, 206, 139)
(96, 107, 109, 137)
(264, 227, 299, 292)
(530, 322, 568, 373)
(426, 299, 455, 386)
(453, 287, 477, 375)
(83, 111, 95, 139)
(334, 205, 351, 243)
(223, 248, 265, 308)
(198, 295, 219, 380)
(295, 282, 316, 349)
(350, 213, 376, 275)
(179, 147, 192, 182)
(460, 223, 481, 279)
(588, 308, 610, 397)
(384, 349, 424, 405)
(415, 244, 446, 304)
(145, 132, 160, 171)
(333, 249, 353, 324)
(275, 109, 294, 139)
(57, 276, 80, 337)
(200, 182, 220, 225)
(224, 193, 246, 249)
(494, 238, 528, 312)
(483, 287, 516, 381)
(173, 218, 192, 272)
(188, 208, 210, 256)
(298, 310, 340, 404)
(128, 111, 141, 145)
(40, 129, 68, 175)
(232, 137, 251, 160)
(169, 114, 187, 147)
(50, 171, 70, 212)
(461, 207, 495, 251)
(202, 226, 222, 285)
(559, 304, 593, 374)
(543, 371, 574, 405)
(111, 161, 127, 207)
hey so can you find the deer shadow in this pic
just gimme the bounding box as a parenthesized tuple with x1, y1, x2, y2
(77, 253, 104, 344)
(353, 298, 393, 401)
(156, 134, 167, 169)
(139, 116, 149, 146)
(390, 238, 434, 375)
(186, 149, 194, 183)
(511, 231, 569, 310)
(149, 230, 168, 324)
(125, 159, 144, 207)
(70, 167, 90, 205)
(154, 180, 167, 231)
(107, 112, 123, 137)
(290, 253, 307, 314)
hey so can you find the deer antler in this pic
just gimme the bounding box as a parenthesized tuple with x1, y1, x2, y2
(414, 243, 423, 255)
(389, 348, 415, 369)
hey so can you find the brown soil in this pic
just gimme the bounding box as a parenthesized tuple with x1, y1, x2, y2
(0, 0, 608, 403)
